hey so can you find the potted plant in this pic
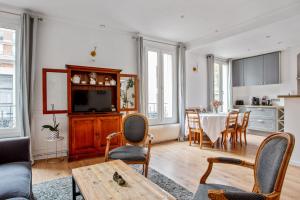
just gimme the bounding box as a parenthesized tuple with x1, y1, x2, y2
(211, 100, 222, 113)
(42, 105, 60, 140)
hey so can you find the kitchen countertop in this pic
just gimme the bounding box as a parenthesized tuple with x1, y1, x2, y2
(234, 105, 283, 108)
(278, 95, 300, 98)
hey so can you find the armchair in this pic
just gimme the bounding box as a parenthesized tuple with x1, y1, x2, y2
(105, 113, 153, 177)
(0, 137, 33, 200)
(193, 132, 295, 200)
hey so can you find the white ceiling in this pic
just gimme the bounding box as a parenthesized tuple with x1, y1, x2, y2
(191, 14, 300, 59)
(1, 0, 300, 45)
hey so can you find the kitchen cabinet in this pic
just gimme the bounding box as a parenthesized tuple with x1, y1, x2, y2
(263, 52, 280, 84)
(244, 55, 264, 86)
(232, 59, 244, 86)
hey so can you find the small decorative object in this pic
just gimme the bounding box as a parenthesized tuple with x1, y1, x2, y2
(42, 104, 60, 140)
(104, 77, 110, 86)
(113, 172, 126, 186)
(90, 46, 97, 62)
(72, 74, 81, 84)
(192, 65, 198, 72)
(211, 100, 222, 113)
(89, 72, 97, 85)
(110, 78, 116, 86)
(111, 105, 116, 112)
(98, 81, 103, 85)
(81, 81, 87, 84)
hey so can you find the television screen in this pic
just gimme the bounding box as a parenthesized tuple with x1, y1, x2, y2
(72, 90, 112, 112)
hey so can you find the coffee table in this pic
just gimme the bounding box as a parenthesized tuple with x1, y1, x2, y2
(72, 160, 176, 200)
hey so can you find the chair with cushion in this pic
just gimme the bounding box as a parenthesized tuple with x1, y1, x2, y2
(237, 111, 251, 145)
(105, 113, 153, 177)
(193, 132, 295, 200)
(0, 137, 33, 200)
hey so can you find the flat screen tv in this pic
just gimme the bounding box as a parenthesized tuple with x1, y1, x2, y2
(72, 90, 112, 113)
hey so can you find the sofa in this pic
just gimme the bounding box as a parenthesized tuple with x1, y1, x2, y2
(0, 137, 33, 200)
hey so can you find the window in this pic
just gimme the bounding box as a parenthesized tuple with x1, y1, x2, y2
(213, 59, 229, 112)
(0, 26, 20, 137)
(145, 43, 177, 125)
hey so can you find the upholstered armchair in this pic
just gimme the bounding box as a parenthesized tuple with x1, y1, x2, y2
(193, 132, 295, 200)
(105, 113, 153, 177)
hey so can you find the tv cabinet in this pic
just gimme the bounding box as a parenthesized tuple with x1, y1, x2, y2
(66, 65, 122, 161)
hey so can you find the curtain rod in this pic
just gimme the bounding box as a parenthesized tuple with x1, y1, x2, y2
(132, 36, 178, 47)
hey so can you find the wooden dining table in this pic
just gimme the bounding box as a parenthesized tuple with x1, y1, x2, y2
(185, 112, 243, 143)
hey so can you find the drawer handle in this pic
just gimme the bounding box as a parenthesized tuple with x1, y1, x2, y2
(257, 120, 264, 123)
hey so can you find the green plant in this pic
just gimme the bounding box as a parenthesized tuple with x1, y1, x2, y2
(42, 105, 60, 135)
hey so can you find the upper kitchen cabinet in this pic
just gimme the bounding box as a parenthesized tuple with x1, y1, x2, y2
(232, 59, 244, 87)
(244, 55, 264, 86)
(263, 52, 280, 85)
(232, 51, 280, 87)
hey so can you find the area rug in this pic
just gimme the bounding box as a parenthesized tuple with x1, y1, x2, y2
(33, 166, 194, 200)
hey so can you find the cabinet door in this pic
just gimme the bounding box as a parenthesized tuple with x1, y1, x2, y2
(70, 117, 98, 155)
(263, 52, 279, 84)
(98, 116, 121, 147)
(244, 55, 264, 86)
(232, 59, 244, 87)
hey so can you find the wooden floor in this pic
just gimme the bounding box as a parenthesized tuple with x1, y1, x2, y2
(32, 134, 300, 200)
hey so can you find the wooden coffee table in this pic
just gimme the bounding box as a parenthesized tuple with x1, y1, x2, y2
(72, 160, 176, 200)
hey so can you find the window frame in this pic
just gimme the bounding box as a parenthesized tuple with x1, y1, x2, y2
(144, 42, 178, 125)
(0, 17, 21, 138)
(214, 58, 229, 112)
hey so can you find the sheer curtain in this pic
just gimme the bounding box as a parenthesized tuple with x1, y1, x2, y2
(19, 13, 38, 161)
(207, 54, 214, 111)
(137, 36, 146, 114)
(227, 59, 233, 111)
(177, 43, 186, 140)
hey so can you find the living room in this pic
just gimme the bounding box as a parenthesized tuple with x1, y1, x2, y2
(0, 0, 300, 200)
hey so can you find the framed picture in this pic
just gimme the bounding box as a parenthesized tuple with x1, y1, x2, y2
(120, 74, 138, 111)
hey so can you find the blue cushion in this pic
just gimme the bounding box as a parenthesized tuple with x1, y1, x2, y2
(0, 162, 32, 199)
(108, 146, 147, 161)
(256, 137, 287, 193)
(193, 183, 244, 200)
(124, 115, 146, 143)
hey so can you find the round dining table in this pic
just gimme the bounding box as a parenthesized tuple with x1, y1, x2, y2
(185, 112, 243, 143)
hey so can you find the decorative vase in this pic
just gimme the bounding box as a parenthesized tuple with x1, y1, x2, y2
(48, 130, 59, 140)
(214, 107, 218, 113)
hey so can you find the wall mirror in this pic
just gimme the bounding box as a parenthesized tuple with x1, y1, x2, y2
(120, 74, 138, 111)
(42, 68, 68, 114)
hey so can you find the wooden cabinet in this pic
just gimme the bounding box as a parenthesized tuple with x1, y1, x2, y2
(69, 114, 122, 161)
(232, 52, 280, 87)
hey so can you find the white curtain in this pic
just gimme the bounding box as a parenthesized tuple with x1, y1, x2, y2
(19, 13, 38, 161)
(137, 36, 146, 114)
(177, 43, 186, 140)
(207, 54, 214, 111)
(227, 59, 233, 110)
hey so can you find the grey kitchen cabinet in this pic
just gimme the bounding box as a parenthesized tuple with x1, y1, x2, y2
(263, 52, 280, 84)
(244, 55, 264, 86)
(232, 59, 244, 86)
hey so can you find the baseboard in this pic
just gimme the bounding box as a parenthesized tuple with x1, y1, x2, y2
(33, 150, 68, 160)
(290, 160, 300, 167)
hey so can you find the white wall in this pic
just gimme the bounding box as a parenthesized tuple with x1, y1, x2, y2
(32, 18, 137, 159)
(185, 51, 207, 108)
(232, 46, 300, 105)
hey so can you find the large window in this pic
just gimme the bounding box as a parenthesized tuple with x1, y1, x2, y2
(145, 44, 177, 125)
(0, 26, 19, 137)
(213, 59, 229, 112)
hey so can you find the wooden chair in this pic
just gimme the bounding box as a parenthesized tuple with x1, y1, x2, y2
(237, 111, 251, 145)
(221, 112, 239, 146)
(192, 132, 295, 200)
(186, 109, 212, 148)
(105, 113, 153, 177)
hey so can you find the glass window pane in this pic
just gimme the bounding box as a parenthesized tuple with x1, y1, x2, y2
(0, 28, 16, 129)
(163, 53, 173, 118)
(147, 51, 158, 119)
(213, 63, 221, 101)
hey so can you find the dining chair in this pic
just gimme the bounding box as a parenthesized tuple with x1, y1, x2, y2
(237, 111, 251, 145)
(221, 111, 239, 147)
(192, 132, 295, 200)
(104, 113, 153, 177)
(186, 109, 212, 148)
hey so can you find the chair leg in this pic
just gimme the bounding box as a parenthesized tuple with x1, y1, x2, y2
(244, 130, 247, 145)
(189, 131, 192, 146)
(199, 132, 203, 149)
(144, 163, 149, 177)
(142, 164, 145, 174)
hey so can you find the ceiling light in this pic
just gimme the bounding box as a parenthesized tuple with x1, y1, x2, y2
(215, 29, 219, 33)
(180, 15, 185, 19)
(99, 24, 106, 29)
(248, 49, 251, 51)
(265, 35, 271, 38)
(277, 41, 283, 44)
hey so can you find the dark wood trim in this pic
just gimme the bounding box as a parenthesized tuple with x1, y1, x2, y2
(42, 68, 68, 114)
